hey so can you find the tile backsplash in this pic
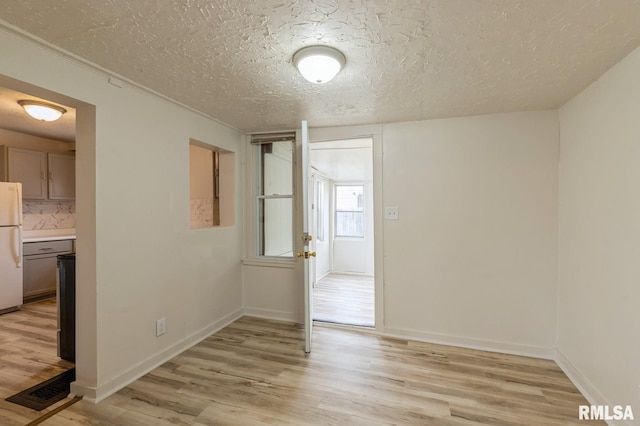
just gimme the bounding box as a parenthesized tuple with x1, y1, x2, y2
(190, 198, 213, 228)
(23, 200, 76, 230)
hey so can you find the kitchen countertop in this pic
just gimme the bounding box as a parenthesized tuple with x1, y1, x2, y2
(23, 228, 76, 243)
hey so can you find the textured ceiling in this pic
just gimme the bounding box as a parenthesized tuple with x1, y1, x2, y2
(1, 0, 640, 133)
(311, 138, 373, 181)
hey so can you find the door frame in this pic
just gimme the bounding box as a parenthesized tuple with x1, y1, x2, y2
(0, 73, 97, 397)
(306, 124, 384, 332)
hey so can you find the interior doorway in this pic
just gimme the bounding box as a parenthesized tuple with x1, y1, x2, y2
(0, 73, 94, 414)
(309, 138, 375, 327)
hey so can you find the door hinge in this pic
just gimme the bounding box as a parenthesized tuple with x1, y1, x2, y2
(296, 251, 317, 259)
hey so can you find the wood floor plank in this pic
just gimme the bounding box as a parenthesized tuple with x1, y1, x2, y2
(2, 303, 602, 425)
(31, 316, 602, 425)
(0, 298, 76, 426)
(313, 273, 375, 327)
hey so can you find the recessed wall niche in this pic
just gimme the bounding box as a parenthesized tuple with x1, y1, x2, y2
(189, 139, 234, 228)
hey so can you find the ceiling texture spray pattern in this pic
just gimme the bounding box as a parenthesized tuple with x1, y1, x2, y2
(1, 0, 640, 132)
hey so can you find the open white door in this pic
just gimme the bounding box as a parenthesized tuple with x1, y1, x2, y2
(300, 120, 315, 353)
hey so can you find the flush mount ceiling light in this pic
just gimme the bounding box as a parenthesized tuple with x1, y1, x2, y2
(18, 100, 67, 122)
(293, 45, 346, 84)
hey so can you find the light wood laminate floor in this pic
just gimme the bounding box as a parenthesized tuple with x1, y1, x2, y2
(313, 273, 374, 327)
(0, 298, 75, 425)
(29, 316, 600, 426)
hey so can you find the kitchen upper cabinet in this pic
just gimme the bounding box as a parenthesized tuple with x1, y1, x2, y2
(1, 146, 75, 200)
(7, 147, 47, 199)
(48, 153, 75, 200)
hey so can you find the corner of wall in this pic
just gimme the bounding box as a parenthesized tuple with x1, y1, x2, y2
(555, 349, 602, 404)
(72, 308, 243, 403)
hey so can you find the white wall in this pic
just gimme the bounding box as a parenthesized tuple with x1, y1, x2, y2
(558, 45, 640, 420)
(243, 264, 299, 320)
(382, 111, 559, 356)
(243, 113, 559, 355)
(0, 26, 244, 401)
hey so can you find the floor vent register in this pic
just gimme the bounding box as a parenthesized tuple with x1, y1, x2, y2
(5, 368, 76, 411)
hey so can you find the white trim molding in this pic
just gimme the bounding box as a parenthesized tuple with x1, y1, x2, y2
(554, 350, 631, 426)
(382, 326, 556, 360)
(243, 308, 298, 323)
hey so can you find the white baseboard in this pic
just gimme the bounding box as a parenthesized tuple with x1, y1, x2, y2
(555, 349, 605, 406)
(554, 350, 631, 426)
(243, 307, 298, 322)
(326, 271, 374, 278)
(382, 326, 556, 360)
(316, 271, 331, 281)
(71, 308, 244, 403)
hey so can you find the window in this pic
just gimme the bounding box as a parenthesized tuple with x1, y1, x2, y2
(253, 134, 295, 257)
(335, 185, 364, 237)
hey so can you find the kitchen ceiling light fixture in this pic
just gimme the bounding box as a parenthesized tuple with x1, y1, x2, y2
(293, 46, 346, 84)
(18, 100, 67, 122)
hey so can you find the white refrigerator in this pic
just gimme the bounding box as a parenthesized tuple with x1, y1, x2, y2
(0, 182, 23, 314)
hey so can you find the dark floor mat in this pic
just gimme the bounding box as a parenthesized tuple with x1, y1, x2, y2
(5, 368, 75, 411)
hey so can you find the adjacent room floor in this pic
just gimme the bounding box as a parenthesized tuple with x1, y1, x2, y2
(313, 273, 375, 327)
(25, 316, 599, 426)
(0, 298, 75, 425)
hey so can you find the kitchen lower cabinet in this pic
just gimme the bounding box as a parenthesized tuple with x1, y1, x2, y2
(23, 239, 74, 303)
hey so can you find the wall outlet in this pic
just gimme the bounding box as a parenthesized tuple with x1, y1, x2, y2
(384, 207, 399, 220)
(156, 317, 166, 337)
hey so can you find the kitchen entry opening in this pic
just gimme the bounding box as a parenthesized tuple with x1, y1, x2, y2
(310, 138, 375, 327)
(189, 139, 234, 229)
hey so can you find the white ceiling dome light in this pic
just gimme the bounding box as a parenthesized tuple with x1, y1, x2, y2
(293, 46, 346, 84)
(18, 100, 66, 121)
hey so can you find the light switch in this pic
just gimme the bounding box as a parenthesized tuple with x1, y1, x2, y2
(384, 207, 399, 220)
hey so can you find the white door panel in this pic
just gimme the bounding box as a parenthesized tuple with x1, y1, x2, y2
(300, 120, 315, 353)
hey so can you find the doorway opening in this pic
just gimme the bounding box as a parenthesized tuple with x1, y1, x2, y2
(0, 74, 94, 413)
(310, 138, 374, 327)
